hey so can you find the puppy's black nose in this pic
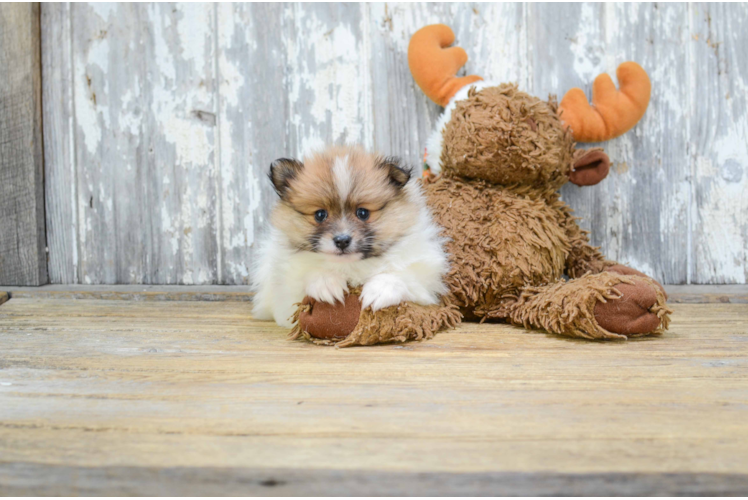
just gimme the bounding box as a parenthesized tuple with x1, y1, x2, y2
(333, 234, 352, 250)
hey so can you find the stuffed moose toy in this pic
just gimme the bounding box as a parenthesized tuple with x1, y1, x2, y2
(290, 24, 671, 347)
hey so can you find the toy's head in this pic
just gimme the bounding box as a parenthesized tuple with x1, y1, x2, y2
(409, 24, 651, 191)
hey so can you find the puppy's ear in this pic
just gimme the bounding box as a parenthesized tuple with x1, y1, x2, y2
(269, 158, 304, 198)
(379, 156, 411, 189)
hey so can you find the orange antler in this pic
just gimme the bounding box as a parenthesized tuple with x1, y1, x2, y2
(408, 24, 483, 107)
(559, 62, 651, 142)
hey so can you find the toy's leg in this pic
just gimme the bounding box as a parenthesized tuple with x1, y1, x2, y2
(506, 272, 671, 340)
(289, 289, 462, 347)
(337, 299, 461, 347)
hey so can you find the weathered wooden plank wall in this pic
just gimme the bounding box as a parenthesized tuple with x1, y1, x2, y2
(41, 2, 748, 285)
(0, 3, 47, 286)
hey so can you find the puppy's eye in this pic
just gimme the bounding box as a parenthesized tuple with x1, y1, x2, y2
(314, 209, 328, 223)
(356, 208, 370, 221)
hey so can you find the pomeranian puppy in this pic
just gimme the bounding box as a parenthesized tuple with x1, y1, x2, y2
(251, 145, 449, 328)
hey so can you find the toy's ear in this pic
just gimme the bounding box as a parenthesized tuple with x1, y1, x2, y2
(559, 62, 651, 142)
(269, 158, 304, 198)
(408, 24, 483, 107)
(569, 149, 610, 186)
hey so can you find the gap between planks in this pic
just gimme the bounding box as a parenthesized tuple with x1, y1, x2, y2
(1, 284, 747, 304)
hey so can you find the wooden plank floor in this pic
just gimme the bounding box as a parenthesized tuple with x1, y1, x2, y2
(1, 297, 747, 495)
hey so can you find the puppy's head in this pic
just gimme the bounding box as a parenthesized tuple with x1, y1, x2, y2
(269, 146, 415, 259)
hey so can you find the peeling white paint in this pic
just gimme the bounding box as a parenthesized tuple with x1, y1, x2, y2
(473, 4, 526, 86)
(694, 124, 748, 283)
(287, 9, 368, 156)
(73, 30, 110, 156)
(175, 3, 212, 76)
(570, 3, 606, 83)
(90, 3, 116, 23)
(217, 53, 245, 108)
(246, 172, 263, 247)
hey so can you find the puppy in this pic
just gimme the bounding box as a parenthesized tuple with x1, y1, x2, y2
(251, 145, 449, 328)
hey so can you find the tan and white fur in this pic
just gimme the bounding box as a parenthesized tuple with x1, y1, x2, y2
(251, 146, 449, 328)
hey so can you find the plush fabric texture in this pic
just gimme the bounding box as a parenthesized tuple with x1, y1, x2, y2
(297, 294, 361, 340)
(604, 263, 668, 298)
(423, 173, 671, 339)
(508, 272, 671, 340)
(419, 78, 670, 340)
(425, 176, 570, 318)
(425, 80, 498, 176)
(593, 277, 671, 336)
(559, 62, 652, 142)
(289, 288, 461, 348)
(440, 84, 575, 190)
(407, 24, 483, 107)
(570, 148, 611, 186)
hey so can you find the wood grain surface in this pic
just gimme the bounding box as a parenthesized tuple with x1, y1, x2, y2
(1, 297, 747, 494)
(40, 3, 748, 286)
(0, 3, 47, 286)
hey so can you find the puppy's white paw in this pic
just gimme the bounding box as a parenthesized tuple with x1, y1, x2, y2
(361, 274, 411, 311)
(305, 274, 348, 304)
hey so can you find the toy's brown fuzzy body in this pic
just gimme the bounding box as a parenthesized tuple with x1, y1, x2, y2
(423, 83, 670, 339)
(423, 172, 671, 340)
(424, 84, 608, 320)
(425, 177, 575, 319)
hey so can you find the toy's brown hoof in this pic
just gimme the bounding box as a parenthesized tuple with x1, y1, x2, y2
(605, 264, 667, 299)
(594, 278, 662, 336)
(298, 294, 361, 340)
